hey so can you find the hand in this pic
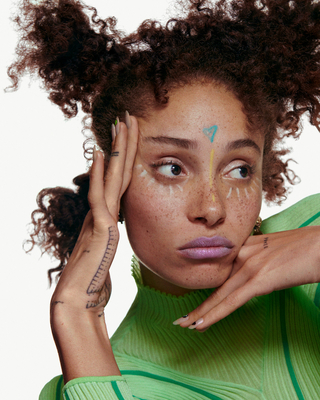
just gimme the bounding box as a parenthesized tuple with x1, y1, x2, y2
(175, 226, 320, 331)
(51, 114, 138, 317)
(50, 113, 139, 381)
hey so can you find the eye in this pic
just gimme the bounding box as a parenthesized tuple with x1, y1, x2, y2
(157, 163, 182, 177)
(228, 165, 251, 179)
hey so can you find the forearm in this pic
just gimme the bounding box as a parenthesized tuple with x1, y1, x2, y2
(52, 308, 120, 383)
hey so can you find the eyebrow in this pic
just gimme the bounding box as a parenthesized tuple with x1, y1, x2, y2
(226, 139, 261, 155)
(143, 136, 198, 150)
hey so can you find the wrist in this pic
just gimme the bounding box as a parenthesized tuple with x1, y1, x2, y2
(51, 306, 120, 383)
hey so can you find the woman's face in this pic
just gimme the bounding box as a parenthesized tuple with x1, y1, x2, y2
(122, 83, 264, 295)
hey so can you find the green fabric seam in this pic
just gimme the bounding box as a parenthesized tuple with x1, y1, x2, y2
(111, 381, 126, 400)
(64, 391, 71, 400)
(279, 291, 304, 400)
(121, 370, 222, 399)
(314, 284, 320, 308)
(298, 211, 320, 228)
(298, 212, 320, 309)
(56, 375, 63, 400)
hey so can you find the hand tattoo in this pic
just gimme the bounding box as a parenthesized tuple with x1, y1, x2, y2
(86, 226, 118, 310)
(263, 237, 269, 249)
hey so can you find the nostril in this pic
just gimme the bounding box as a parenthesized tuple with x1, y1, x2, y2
(195, 217, 207, 223)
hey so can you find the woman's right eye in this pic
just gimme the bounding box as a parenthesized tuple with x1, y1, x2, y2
(158, 164, 182, 176)
(152, 161, 184, 178)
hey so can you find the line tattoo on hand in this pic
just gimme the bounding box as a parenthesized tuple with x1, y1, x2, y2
(86, 226, 118, 311)
(263, 237, 269, 249)
(110, 151, 119, 157)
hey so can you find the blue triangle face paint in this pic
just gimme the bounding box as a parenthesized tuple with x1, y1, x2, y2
(203, 125, 218, 142)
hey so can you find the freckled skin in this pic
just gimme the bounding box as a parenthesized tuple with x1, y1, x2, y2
(122, 84, 264, 296)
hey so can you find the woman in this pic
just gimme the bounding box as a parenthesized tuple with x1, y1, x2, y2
(8, 0, 320, 398)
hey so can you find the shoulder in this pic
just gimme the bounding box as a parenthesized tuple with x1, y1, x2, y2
(261, 194, 320, 234)
(39, 375, 63, 400)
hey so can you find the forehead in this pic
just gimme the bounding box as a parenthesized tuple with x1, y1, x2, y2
(138, 83, 255, 141)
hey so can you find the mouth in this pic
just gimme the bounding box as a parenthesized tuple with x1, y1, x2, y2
(177, 236, 234, 260)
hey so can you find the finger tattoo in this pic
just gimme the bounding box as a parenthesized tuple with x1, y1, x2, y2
(110, 151, 119, 157)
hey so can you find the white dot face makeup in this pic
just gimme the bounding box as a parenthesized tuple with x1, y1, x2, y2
(122, 83, 264, 296)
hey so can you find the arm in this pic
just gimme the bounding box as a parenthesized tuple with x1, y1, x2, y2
(174, 225, 320, 331)
(50, 114, 138, 383)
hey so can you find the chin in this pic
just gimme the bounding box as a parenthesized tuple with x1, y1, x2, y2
(170, 264, 232, 291)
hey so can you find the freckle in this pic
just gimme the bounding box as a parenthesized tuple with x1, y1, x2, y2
(139, 169, 147, 177)
(226, 187, 232, 199)
(147, 178, 155, 186)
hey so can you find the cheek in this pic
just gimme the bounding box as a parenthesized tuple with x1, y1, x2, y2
(122, 174, 181, 249)
(226, 184, 262, 239)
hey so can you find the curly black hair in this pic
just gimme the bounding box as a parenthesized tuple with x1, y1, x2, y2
(8, 0, 320, 282)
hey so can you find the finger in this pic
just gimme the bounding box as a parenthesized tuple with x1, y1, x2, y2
(104, 120, 128, 218)
(176, 269, 250, 328)
(87, 148, 111, 231)
(186, 279, 259, 331)
(196, 279, 263, 330)
(120, 112, 139, 196)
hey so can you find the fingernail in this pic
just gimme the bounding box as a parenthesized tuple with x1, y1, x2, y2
(115, 117, 120, 135)
(111, 124, 116, 141)
(188, 318, 204, 330)
(93, 146, 97, 161)
(173, 315, 189, 325)
(125, 110, 131, 129)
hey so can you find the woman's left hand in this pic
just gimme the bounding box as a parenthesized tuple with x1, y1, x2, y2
(176, 226, 320, 331)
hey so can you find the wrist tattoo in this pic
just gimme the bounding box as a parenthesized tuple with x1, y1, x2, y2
(51, 300, 64, 309)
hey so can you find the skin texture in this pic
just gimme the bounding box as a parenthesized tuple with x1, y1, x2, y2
(50, 85, 320, 384)
(122, 84, 264, 296)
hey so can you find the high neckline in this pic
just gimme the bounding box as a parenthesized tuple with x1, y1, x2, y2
(131, 255, 216, 325)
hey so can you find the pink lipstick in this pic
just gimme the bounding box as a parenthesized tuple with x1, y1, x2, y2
(178, 236, 234, 260)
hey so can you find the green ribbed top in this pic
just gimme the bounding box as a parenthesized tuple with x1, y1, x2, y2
(40, 194, 320, 400)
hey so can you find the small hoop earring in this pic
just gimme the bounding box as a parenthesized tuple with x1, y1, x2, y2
(253, 216, 262, 235)
(118, 211, 124, 224)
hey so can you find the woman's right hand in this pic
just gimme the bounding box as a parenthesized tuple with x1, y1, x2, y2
(50, 112, 139, 382)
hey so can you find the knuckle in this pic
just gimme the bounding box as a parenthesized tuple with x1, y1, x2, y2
(224, 293, 238, 309)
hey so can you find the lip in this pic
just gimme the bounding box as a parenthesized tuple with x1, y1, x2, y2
(178, 236, 234, 260)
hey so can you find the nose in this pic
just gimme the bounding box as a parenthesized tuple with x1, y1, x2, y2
(187, 181, 226, 227)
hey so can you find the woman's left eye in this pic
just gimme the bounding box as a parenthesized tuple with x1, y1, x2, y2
(228, 165, 251, 179)
(157, 163, 182, 177)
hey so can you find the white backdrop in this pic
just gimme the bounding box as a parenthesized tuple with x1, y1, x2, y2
(1, 1, 320, 398)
